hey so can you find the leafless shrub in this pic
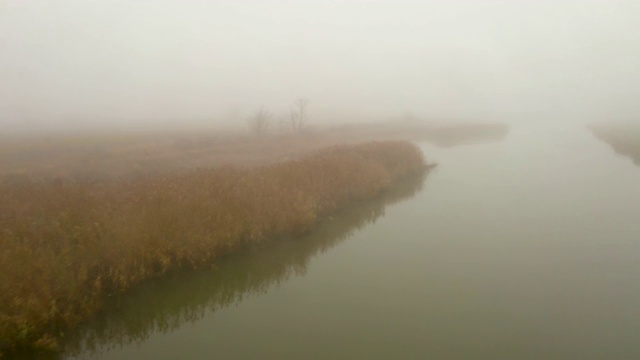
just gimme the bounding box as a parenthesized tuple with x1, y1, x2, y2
(288, 98, 310, 134)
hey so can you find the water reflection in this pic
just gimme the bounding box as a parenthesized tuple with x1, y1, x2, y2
(60, 170, 429, 358)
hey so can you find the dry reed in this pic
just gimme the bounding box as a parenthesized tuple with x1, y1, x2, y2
(0, 141, 426, 351)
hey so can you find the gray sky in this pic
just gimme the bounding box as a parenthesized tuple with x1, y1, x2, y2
(2, 0, 640, 131)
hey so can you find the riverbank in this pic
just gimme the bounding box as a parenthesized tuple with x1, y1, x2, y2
(590, 123, 640, 165)
(61, 168, 429, 357)
(0, 141, 427, 352)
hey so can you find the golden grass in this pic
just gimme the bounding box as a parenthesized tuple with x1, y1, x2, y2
(0, 141, 426, 351)
(58, 170, 428, 357)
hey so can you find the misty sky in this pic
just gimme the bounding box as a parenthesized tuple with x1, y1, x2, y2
(2, 0, 640, 131)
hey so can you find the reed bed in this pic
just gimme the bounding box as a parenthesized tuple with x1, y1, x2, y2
(0, 141, 426, 351)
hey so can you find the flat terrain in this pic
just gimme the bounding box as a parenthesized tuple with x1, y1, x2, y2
(0, 122, 508, 181)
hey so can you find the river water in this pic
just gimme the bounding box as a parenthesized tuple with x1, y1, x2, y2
(63, 125, 640, 359)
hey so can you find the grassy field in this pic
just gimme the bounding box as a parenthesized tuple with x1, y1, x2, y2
(590, 123, 640, 166)
(0, 141, 427, 352)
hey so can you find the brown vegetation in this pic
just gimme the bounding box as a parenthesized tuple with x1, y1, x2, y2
(590, 123, 640, 166)
(61, 169, 428, 357)
(0, 141, 427, 352)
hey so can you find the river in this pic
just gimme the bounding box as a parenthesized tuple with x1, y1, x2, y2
(61, 124, 640, 359)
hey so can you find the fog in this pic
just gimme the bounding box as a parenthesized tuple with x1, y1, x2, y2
(2, 0, 640, 132)
(4, 3, 640, 356)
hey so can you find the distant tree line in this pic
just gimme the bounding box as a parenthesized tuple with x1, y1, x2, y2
(247, 98, 310, 136)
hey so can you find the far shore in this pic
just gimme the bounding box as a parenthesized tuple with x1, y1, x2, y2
(0, 121, 508, 181)
(590, 123, 640, 166)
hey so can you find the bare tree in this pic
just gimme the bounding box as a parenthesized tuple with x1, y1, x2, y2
(277, 113, 289, 135)
(247, 106, 271, 136)
(289, 98, 310, 134)
(400, 111, 417, 123)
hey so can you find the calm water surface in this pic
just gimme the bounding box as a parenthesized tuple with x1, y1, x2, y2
(65, 125, 640, 359)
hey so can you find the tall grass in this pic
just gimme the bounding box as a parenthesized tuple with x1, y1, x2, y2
(0, 141, 426, 351)
(61, 170, 428, 358)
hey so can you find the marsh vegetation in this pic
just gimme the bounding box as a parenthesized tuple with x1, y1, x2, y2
(56, 170, 429, 358)
(5, 1, 638, 357)
(0, 140, 426, 351)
